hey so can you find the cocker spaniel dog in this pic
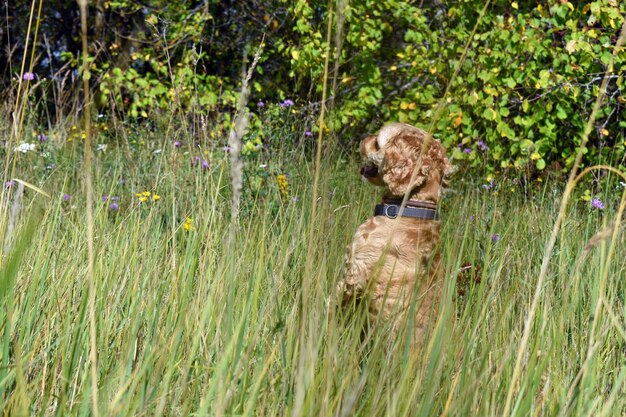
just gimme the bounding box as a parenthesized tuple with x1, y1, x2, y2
(338, 122, 452, 347)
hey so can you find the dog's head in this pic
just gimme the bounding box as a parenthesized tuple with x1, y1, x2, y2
(360, 123, 452, 200)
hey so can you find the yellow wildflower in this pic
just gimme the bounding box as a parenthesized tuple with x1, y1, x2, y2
(152, 194, 160, 201)
(183, 217, 193, 231)
(277, 174, 289, 197)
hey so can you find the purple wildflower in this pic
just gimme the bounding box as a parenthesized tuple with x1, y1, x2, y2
(491, 234, 501, 243)
(63, 194, 70, 201)
(477, 140, 488, 152)
(280, 99, 294, 107)
(23, 72, 35, 81)
(305, 131, 313, 137)
(5, 180, 15, 189)
(109, 202, 119, 211)
(201, 159, 209, 169)
(37, 134, 48, 142)
(291, 196, 300, 203)
(463, 148, 472, 155)
(257, 101, 265, 107)
(102, 195, 109, 202)
(174, 141, 182, 148)
(591, 198, 605, 210)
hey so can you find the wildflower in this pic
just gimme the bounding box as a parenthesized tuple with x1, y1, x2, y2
(463, 147, 472, 154)
(37, 134, 48, 142)
(136, 191, 150, 203)
(280, 99, 294, 107)
(277, 174, 289, 197)
(152, 193, 160, 201)
(120, 178, 126, 185)
(183, 217, 193, 231)
(305, 131, 313, 137)
(257, 101, 265, 107)
(102, 195, 109, 202)
(477, 140, 488, 152)
(223, 146, 233, 152)
(97, 144, 107, 152)
(23, 72, 35, 81)
(201, 159, 209, 169)
(16, 142, 36, 153)
(483, 176, 495, 190)
(174, 141, 182, 148)
(291, 196, 300, 203)
(5, 180, 15, 189)
(63, 194, 71, 201)
(591, 198, 605, 210)
(469, 215, 475, 222)
(491, 233, 501, 243)
(109, 202, 119, 211)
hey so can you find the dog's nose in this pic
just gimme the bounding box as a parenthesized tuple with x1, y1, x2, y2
(360, 165, 378, 177)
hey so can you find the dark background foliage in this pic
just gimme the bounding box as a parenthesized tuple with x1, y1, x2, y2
(2, 0, 625, 174)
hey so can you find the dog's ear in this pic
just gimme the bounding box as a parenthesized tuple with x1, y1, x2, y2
(382, 132, 451, 196)
(381, 134, 428, 196)
(441, 156, 454, 188)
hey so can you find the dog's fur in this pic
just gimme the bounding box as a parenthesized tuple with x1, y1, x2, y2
(338, 122, 452, 346)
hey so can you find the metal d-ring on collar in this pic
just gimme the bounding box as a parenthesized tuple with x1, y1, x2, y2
(374, 202, 438, 220)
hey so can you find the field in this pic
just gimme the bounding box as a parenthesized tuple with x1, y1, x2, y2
(2, 3, 626, 415)
(1, 124, 625, 416)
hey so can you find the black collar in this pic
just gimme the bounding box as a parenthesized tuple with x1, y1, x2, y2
(374, 201, 438, 220)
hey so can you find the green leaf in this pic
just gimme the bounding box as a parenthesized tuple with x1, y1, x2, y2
(536, 158, 546, 170)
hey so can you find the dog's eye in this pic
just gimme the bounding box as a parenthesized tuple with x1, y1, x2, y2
(361, 134, 379, 150)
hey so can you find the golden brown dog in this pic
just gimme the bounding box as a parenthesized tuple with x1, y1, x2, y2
(338, 122, 452, 347)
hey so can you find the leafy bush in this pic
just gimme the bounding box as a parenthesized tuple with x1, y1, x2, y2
(4, 0, 626, 174)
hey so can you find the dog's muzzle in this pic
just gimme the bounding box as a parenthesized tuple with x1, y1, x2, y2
(360, 165, 378, 178)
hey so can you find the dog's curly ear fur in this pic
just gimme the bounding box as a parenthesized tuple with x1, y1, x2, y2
(381, 135, 423, 196)
(441, 156, 454, 188)
(381, 130, 451, 196)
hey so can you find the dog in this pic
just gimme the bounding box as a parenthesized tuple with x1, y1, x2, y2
(338, 122, 452, 347)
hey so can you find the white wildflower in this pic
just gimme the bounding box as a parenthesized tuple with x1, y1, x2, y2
(16, 142, 36, 153)
(97, 144, 107, 152)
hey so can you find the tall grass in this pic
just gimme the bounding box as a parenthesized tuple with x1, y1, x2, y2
(2, 3, 626, 416)
(0, 127, 625, 415)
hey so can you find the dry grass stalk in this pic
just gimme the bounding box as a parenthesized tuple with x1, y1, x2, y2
(4, 181, 24, 252)
(228, 42, 263, 244)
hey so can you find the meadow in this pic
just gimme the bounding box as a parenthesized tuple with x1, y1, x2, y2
(2, 1, 626, 415)
(1, 116, 625, 416)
